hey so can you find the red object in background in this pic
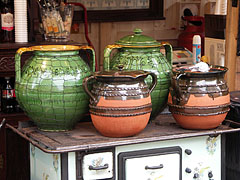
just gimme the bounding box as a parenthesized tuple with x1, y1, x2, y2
(0, 0, 14, 42)
(178, 16, 205, 55)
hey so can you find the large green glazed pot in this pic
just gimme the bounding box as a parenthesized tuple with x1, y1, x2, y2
(103, 29, 172, 118)
(15, 45, 95, 131)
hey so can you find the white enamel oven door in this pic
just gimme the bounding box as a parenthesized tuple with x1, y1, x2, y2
(118, 146, 182, 180)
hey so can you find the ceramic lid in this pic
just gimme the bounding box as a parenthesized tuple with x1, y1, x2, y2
(115, 28, 160, 47)
(173, 65, 228, 77)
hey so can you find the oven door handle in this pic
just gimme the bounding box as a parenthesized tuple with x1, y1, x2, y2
(145, 164, 164, 170)
(89, 163, 109, 170)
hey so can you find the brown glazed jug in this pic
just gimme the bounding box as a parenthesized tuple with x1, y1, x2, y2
(83, 68, 157, 137)
(168, 65, 230, 129)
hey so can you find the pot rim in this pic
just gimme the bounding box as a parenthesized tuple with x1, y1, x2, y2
(93, 70, 151, 79)
(230, 91, 240, 104)
(173, 65, 228, 77)
(28, 45, 83, 51)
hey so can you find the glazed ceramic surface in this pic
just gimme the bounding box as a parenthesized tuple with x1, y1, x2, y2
(83, 69, 157, 137)
(103, 29, 172, 118)
(15, 45, 95, 131)
(168, 65, 230, 129)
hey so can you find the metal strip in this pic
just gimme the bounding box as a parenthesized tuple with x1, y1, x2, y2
(221, 134, 226, 180)
(61, 153, 68, 180)
(76, 152, 83, 180)
(6, 120, 240, 154)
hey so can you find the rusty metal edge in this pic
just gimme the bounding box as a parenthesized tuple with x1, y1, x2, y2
(5, 120, 240, 154)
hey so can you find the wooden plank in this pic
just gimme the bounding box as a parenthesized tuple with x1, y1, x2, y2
(236, 57, 240, 90)
(99, 22, 117, 70)
(237, 56, 240, 73)
(70, 23, 100, 70)
(225, 0, 239, 91)
(75, 0, 182, 70)
(235, 73, 240, 90)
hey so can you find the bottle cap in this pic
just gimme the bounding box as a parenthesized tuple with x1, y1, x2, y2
(201, 56, 208, 64)
(193, 35, 201, 44)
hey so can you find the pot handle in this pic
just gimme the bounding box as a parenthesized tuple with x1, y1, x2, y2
(148, 72, 157, 93)
(173, 73, 186, 102)
(82, 75, 97, 103)
(103, 45, 123, 70)
(79, 45, 96, 72)
(15, 47, 34, 84)
(160, 42, 173, 65)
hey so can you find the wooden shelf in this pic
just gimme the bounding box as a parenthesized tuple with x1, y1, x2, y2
(180, 1, 201, 4)
(0, 112, 29, 127)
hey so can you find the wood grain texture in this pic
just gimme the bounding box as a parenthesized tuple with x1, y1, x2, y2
(225, 0, 239, 91)
(236, 57, 240, 90)
(69, 0, 181, 70)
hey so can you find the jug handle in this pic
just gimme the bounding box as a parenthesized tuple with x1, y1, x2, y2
(82, 75, 97, 103)
(160, 42, 173, 65)
(173, 73, 186, 102)
(103, 45, 122, 70)
(15, 47, 34, 84)
(79, 46, 96, 72)
(148, 72, 157, 93)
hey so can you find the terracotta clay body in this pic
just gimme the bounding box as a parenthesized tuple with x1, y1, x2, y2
(168, 66, 230, 129)
(83, 69, 157, 137)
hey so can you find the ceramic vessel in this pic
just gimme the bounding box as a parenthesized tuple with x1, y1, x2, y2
(83, 68, 157, 137)
(103, 28, 172, 118)
(168, 65, 230, 129)
(15, 45, 95, 131)
(226, 91, 240, 122)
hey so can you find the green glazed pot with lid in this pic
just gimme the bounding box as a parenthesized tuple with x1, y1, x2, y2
(103, 28, 173, 118)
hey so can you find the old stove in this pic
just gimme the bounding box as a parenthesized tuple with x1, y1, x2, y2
(7, 114, 240, 180)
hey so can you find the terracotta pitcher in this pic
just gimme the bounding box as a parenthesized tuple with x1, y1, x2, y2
(83, 68, 157, 137)
(15, 45, 95, 131)
(168, 65, 230, 129)
(103, 28, 172, 119)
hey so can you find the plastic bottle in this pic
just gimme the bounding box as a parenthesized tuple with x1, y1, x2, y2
(215, 0, 227, 15)
(192, 35, 201, 64)
(12, 81, 22, 113)
(1, 77, 15, 113)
